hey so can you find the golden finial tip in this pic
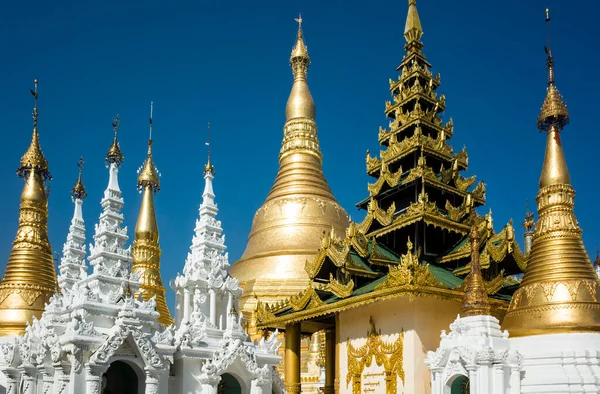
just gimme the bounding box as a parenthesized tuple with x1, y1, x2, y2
(71, 156, 87, 200)
(106, 114, 124, 166)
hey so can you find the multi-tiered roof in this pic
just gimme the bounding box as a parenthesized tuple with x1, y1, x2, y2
(257, 0, 524, 326)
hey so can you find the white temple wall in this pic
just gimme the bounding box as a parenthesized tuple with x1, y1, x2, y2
(338, 296, 461, 394)
(510, 332, 600, 393)
(174, 357, 203, 394)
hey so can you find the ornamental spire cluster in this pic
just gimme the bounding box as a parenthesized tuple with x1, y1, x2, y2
(502, 10, 600, 336)
(131, 102, 173, 326)
(0, 80, 57, 336)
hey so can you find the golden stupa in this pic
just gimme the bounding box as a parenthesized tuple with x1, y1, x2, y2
(131, 104, 174, 327)
(0, 80, 58, 336)
(502, 39, 600, 336)
(461, 225, 491, 317)
(230, 17, 350, 312)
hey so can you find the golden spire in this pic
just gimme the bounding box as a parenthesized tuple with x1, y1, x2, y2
(231, 18, 349, 313)
(404, 0, 423, 53)
(461, 226, 490, 317)
(0, 79, 57, 336)
(204, 122, 215, 175)
(502, 10, 600, 336)
(106, 114, 124, 166)
(285, 13, 316, 122)
(71, 157, 87, 200)
(131, 102, 173, 327)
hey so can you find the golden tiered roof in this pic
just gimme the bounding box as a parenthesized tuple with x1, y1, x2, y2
(230, 16, 349, 313)
(255, 0, 523, 329)
(0, 80, 58, 336)
(502, 15, 600, 336)
(131, 104, 173, 327)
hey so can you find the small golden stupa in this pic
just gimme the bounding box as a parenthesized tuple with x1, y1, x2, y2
(0, 80, 58, 336)
(461, 225, 491, 317)
(230, 17, 350, 313)
(131, 103, 174, 326)
(502, 30, 600, 336)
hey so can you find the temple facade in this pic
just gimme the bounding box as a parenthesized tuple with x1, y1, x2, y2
(0, 2, 596, 394)
(0, 107, 282, 394)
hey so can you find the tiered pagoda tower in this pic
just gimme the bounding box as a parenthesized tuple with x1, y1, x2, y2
(0, 81, 58, 337)
(258, 0, 524, 313)
(131, 106, 173, 326)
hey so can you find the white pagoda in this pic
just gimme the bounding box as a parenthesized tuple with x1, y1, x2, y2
(0, 115, 283, 394)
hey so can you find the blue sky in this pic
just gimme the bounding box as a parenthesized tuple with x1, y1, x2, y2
(0, 0, 598, 310)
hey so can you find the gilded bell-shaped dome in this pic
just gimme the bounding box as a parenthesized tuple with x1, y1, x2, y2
(230, 18, 349, 310)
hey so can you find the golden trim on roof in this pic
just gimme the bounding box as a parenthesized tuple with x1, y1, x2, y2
(256, 280, 509, 328)
(372, 128, 467, 179)
(376, 238, 445, 290)
(445, 195, 473, 222)
(289, 285, 324, 311)
(328, 273, 354, 299)
(367, 163, 402, 196)
(369, 191, 471, 238)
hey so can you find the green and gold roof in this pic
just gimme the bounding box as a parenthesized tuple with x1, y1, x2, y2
(256, 0, 525, 329)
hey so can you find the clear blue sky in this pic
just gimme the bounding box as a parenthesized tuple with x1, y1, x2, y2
(1, 0, 598, 310)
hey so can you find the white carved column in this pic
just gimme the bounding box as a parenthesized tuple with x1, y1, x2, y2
(37, 366, 54, 394)
(18, 366, 37, 394)
(493, 364, 505, 394)
(510, 366, 521, 394)
(183, 287, 191, 322)
(430, 369, 442, 394)
(53, 363, 71, 394)
(226, 292, 232, 313)
(226, 292, 233, 328)
(209, 289, 217, 326)
(200, 375, 221, 394)
(85, 364, 107, 394)
(479, 361, 490, 394)
(467, 367, 477, 394)
(145, 369, 161, 394)
(4, 368, 20, 394)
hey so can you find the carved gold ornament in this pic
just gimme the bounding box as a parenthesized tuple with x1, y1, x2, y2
(347, 317, 404, 394)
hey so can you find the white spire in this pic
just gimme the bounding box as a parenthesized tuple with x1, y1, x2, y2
(88, 154, 132, 281)
(57, 196, 87, 293)
(106, 162, 121, 194)
(183, 170, 227, 280)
